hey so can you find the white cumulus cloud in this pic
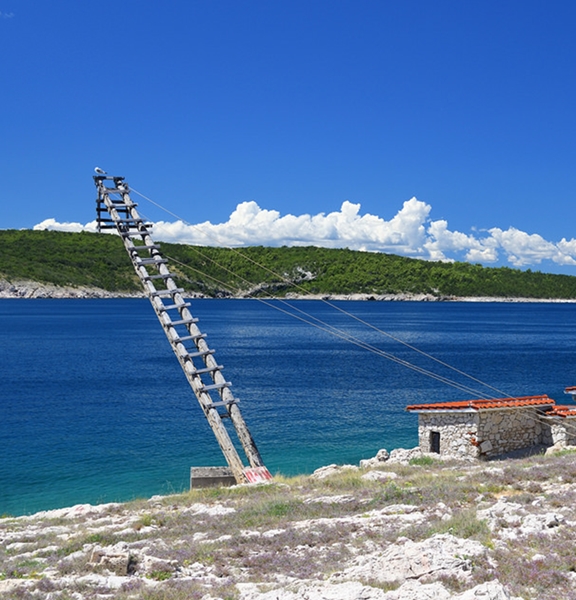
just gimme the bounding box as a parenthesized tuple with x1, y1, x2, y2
(33, 198, 576, 270)
(34, 218, 99, 233)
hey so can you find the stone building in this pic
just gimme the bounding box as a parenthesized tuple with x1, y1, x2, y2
(406, 391, 576, 459)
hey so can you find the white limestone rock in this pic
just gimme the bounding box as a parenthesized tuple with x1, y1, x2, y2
(21, 501, 120, 521)
(390, 580, 523, 600)
(304, 494, 356, 504)
(378, 579, 452, 599)
(183, 502, 236, 516)
(63, 572, 132, 590)
(311, 464, 359, 479)
(454, 580, 522, 599)
(361, 470, 399, 482)
(138, 553, 177, 575)
(333, 533, 486, 584)
(387, 447, 425, 464)
(477, 500, 524, 531)
(89, 542, 137, 575)
(238, 580, 390, 599)
(237, 579, 519, 600)
(477, 499, 564, 539)
(545, 443, 576, 455)
(0, 579, 36, 596)
(360, 449, 390, 468)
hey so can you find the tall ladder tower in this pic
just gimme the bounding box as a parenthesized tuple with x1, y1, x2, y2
(94, 173, 272, 485)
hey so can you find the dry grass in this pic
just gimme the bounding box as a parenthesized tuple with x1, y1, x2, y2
(3, 451, 576, 599)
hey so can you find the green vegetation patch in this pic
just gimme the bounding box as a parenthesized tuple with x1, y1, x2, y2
(2, 229, 576, 299)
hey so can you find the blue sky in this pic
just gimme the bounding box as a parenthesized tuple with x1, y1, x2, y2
(2, 1, 576, 273)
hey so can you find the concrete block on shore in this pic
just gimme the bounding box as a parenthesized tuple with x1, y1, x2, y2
(190, 466, 236, 489)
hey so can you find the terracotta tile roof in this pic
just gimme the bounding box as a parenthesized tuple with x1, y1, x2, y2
(406, 394, 555, 412)
(545, 405, 576, 418)
(565, 386, 576, 393)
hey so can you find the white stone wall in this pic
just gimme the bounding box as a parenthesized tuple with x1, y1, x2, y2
(417, 408, 546, 458)
(476, 408, 542, 456)
(561, 417, 576, 445)
(418, 412, 480, 458)
(540, 417, 576, 447)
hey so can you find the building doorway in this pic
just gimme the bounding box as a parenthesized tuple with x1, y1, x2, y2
(430, 431, 440, 453)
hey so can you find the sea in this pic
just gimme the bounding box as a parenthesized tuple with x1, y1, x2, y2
(2, 298, 576, 516)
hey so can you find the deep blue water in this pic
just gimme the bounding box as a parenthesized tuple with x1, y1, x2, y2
(2, 299, 576, 516)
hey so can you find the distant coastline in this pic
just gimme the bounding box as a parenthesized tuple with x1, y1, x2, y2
(2, 278, 576, 303)
(4, 231, 576, 302)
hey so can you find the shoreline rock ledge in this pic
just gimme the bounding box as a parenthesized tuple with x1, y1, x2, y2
(1, 278, 575, 303)
(0, 279, 142, 299)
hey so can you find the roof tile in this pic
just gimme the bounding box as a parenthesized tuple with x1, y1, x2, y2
(545, 405, 576, 418)
(406, 395, 554, 412)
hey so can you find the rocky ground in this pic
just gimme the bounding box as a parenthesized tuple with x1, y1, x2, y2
(3, 447, 576, 600)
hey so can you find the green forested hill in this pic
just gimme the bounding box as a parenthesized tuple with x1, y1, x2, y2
(1, 228, 576, 299)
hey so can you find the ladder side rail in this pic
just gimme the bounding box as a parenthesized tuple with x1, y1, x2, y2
(162, 288, 265, 471)
(159, 292, 266, 471)
(100, 180, 265, 470)
(226, 403, 265, 468)
(96, 180, 249, 483)
(161, 285, 265, 468)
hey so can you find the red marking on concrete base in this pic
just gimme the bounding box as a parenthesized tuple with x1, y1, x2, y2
(244, 466, 273, 483)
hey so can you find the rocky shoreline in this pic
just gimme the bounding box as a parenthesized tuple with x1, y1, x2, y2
(1, 278, 575, 303)
(3, 446, 576, 599)
(0, 279, 142, 300)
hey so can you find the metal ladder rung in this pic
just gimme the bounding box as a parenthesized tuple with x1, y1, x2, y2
(186, 349, 214, 359)
(173, 333, 204, 343)
(119, 223, 153, 230)
(143, 273, 174, 280)
(114, 221, 142, 227)
(136, 257, 168, 266)
(109, 203, 136, 209)
(96, 224, 117, 230)
(192, 365, 223, 375)
(150, 288, 184, 297)
(159, 302, 191, 311)
(119, 228, 152, 236)
(170, 317, 199, 327)
(206, 399, 238, 409)
(131, 244, 161, 251)
(200, 382, 231, 392)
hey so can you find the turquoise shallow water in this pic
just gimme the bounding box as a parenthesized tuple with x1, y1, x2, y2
(2, 298, 576, 516)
